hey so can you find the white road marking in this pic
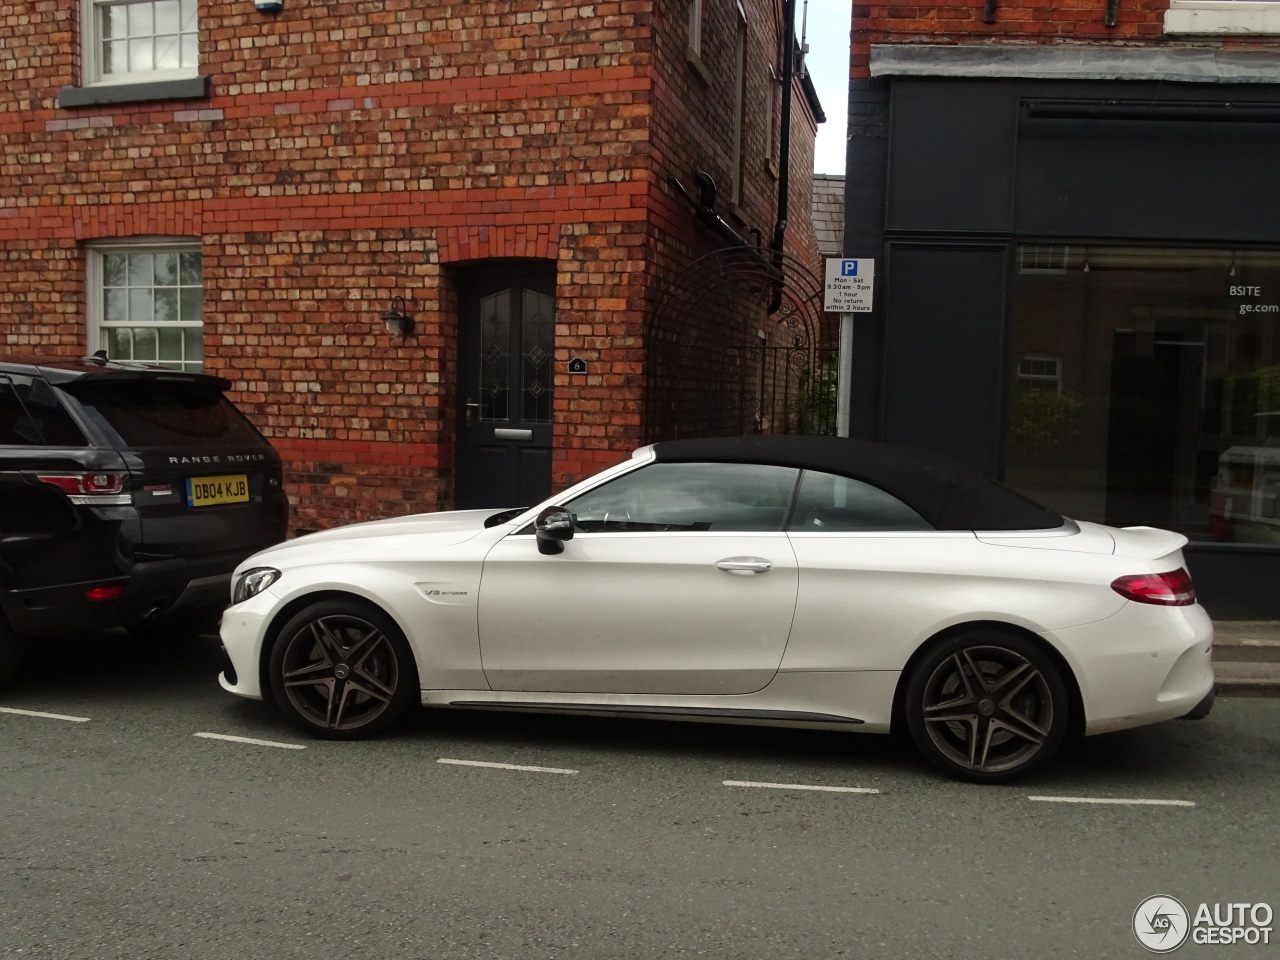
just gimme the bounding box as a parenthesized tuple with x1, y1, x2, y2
(194, 732, 307, 750)
(1028, 795, 1195, 807)
(723, 779, 880, 794)
(0, 706, 90, 723)
(437, 758, 578, 775)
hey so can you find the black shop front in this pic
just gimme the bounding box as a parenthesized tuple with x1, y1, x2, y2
(844, 49, 1280, 616)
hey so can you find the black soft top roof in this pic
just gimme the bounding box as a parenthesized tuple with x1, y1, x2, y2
(651, 435, 1063, 531)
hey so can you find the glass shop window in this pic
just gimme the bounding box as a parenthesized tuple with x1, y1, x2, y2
(1006, 245, 1280, 546)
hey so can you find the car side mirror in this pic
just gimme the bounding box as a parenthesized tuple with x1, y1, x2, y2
(535, 505, 574, 555)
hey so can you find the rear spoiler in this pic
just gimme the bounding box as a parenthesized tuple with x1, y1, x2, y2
(1112, 526, 1189, 561)
(45, 366, 232, 392)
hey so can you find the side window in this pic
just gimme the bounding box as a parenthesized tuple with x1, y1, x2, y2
(787, 470, 933, 533)
(0, 375, 87, 448)
(0, 378, 31, 446)
(566, 462, 800, 533)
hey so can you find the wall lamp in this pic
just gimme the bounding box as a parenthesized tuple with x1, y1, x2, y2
(255, 1, 284, 13)
(381, 296, 414, 340)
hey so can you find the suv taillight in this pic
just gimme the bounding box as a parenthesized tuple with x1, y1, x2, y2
(38, 473, 126, 497)
(1110, 568, 1196, 606)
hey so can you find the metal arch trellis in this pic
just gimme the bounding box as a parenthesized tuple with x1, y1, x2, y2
(645, 246, 836, 442)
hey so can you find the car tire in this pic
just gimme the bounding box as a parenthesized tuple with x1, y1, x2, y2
(0, 615, 25, 688)
(269, 598, 417, 740)
(904, 630, 1069, 784)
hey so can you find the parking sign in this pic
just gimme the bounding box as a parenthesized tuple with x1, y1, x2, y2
(825, 258, 874, 312)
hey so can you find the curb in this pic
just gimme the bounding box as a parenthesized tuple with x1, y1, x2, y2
(1216, 678, 1280, 698)
(1212, 640, 1280, 664)
(1212, 625, 1280, 697)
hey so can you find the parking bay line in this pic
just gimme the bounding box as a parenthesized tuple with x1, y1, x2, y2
(1028, 795, 1195, 808)
(724, 780, 880, 794)
(194, 732, 307, 750)
(437, 758, 579, 775)
(0, 706, 90, 723)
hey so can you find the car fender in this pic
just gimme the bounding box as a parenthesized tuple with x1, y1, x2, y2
(252, 560, 488, 692)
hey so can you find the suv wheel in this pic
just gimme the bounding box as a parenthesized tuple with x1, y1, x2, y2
(0, 615, 26, 687)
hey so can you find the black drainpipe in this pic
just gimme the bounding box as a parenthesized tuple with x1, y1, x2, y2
(769, 0, 797, 313)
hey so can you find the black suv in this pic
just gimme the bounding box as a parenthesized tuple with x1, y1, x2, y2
(0, 357, 288, 684)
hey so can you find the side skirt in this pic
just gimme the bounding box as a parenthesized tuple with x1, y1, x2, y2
(420, 670, 901, 733)
(439, 701, 866, 727)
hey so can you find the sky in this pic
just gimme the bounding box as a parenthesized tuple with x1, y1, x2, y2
(798, 0, 853, 174)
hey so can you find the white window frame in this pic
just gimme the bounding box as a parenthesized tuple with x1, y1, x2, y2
(1017, 355, 1063, 393)
(1164, 0, 1280, 35)
(88, 240, 205, 374)
(688, 0, 703, 58)
(730, 2, 748, 206)
(764, 64, 780, 176)
(81, 0, 200, 87)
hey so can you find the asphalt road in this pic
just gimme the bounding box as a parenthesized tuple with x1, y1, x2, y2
(1, 630, 1277, 960)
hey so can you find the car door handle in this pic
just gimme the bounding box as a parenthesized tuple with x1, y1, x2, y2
(716, 557, 773, 574)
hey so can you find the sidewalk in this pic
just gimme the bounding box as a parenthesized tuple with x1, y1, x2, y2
(1213, 621, 1280, 698)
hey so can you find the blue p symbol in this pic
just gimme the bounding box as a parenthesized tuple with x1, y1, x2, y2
(841, 260, 858, 277)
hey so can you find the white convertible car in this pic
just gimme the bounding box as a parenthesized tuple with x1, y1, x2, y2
(219, 436, 1215, 782)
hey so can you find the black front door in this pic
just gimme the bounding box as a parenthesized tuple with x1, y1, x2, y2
(455, 263, 556, 509)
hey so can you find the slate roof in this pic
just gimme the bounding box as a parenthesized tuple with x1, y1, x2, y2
(811, 173, 845, 260)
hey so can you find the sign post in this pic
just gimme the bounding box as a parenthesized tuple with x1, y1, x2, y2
(824, 258, 875, 438)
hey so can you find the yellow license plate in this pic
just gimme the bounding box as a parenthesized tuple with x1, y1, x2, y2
(186, 474, 250, 507)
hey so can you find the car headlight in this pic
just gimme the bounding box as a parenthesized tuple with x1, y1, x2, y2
(233, 567, 281, 604)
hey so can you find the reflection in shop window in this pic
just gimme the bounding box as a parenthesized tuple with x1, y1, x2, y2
(1018, 244, 1071, 274)
(1017, 355, 1062, 392)
(1005, 245, 1280, 546)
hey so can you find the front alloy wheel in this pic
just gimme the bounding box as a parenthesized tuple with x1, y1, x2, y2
(905, 632, 1068, 783)
(269, 600, 416, 740)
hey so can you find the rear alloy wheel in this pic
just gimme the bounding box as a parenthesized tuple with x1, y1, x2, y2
(0, 616, 25, 687)
(905, 632, 1068, 783)
(269, 599, 416, 740)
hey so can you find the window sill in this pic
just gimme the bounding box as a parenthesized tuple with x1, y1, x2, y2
(1164, 1, 1280, 34)
(686, 48, 712, 87)
(58, 75, 210, 109)
(765, 157, 779, 181)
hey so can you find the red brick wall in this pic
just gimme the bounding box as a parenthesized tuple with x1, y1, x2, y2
(645, 0, 822, 318)
(647, 0, 819, 266)
(0, 0, 819, 531)
(784, 80, 822, 276)
(852, 0, 1280, 76)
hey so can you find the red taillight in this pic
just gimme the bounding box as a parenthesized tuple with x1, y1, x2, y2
(83, 473, 124, 495)
(38, 473, 125, 496)
(1111, 568, 1196, 606)
(84, 584, 124, 602)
